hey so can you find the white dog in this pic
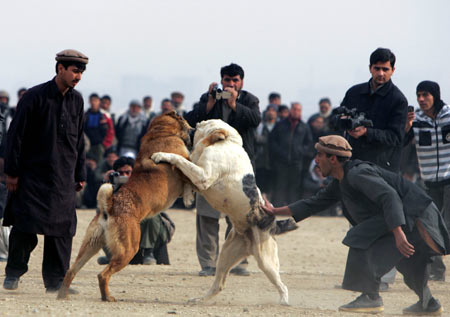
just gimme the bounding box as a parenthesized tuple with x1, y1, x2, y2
(152, 119, 288, 305)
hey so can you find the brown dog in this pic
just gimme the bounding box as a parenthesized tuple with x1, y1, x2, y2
(57, 111, 191, 301)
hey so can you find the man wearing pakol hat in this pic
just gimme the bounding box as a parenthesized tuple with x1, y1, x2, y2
(263, 135, 450, 315)
(2, 49, 88, 293)
(405, 80, 450, 282)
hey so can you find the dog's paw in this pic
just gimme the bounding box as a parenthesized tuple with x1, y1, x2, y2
(183, 187, 195, 207)
(151, 152, 172, 164)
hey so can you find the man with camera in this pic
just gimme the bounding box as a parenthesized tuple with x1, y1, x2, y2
(185, 63, 261, 276)
(337, 48, 408, 172)
(263, 135, 449, 315)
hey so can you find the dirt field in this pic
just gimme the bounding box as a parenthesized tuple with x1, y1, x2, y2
(0, 209, 448, 316)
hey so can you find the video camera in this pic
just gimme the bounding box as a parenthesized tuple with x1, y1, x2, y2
(108, 172, 129, 186)
(330, 106, 373, 131)
(210, 85, 232, 100)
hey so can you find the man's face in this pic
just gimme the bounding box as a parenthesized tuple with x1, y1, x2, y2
(270, 97, 281, 106)
(314, 151, 332, 177)
(417, 91, 434, 113)
(265, 108, 277, 121)
(369, 61, 394, 88)
(90, 97, 101, 111)
(129, 104, 141, 117)
(289, 104, 302, 120)
(0, 97, 7, 105)
(58, 65, 83, 89)
(161, 101, 174, 114)
(101, 99, 111, 111)
(278, 109, 289, 120)
(319, 102, 331, 115)
(311, 116, 324, 131)
(105, 153, 118, 167)
(221, 75, 243, 92)
(117, 164, 133, 176)
(172, 95, 183, 107)
(143, 99, 152, 110)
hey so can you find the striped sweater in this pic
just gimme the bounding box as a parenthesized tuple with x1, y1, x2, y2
(412, 104, 450, 184)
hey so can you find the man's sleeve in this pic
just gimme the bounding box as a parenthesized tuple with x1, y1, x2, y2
(75, 100, 86, 182)
(184, 94, 209, 127)
(234, 94, 261, 128)
(365, 94, 408, 147)
(288, 180, 341, 222)
(4, 93, 34, 177)
(347, 165, 405, 230)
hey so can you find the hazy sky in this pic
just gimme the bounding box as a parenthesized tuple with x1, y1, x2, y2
(2, 0, 449, 118)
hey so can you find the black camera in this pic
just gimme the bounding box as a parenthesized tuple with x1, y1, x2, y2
(330, 106, 373, 131)
(210, 85, 232, 100)
(109, 172, 129, 186)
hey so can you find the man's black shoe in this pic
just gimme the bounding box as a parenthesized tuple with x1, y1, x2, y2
(429, 273, 445, 282)
(3, 276, 19, 290)
(199, 266, 215, 276)
(142, 248, 157, 265)
(338, 294, 384, 313)
(271, 218, 298, 235)
(379, 281, 389, 292)
(97, 256, 110, 265)
(403, 297, 443, 315)
(229, 267, 250, 276)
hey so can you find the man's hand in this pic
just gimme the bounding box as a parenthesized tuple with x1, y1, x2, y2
(6, 175, 18, 192)
(347, 126, 367, 139)
(392, 226, 415, 258)
(405, 111, 415, 133)
(224, 87, 238, 111)
(206, 82, 218, 113)
(262, 195, 275, 215)
(75, 181, 85, 192)
(261, 195, 293, 217)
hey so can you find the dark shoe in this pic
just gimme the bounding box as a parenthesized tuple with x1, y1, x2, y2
(271, 218, 298, 235)
(339, 294, 384, 314)
(97, 256, 110, 265)
(46, 286, 79, 295)
(3, 276, 19, 290)
(379, 281, 389, 292)
(229, 267, 250, 276)
(403, 297, 443, 315)
(198, 266, 215, 276)
(142, 248, 157, 265)
(0, 256, 7, 262)
(429, 273, 445, 282)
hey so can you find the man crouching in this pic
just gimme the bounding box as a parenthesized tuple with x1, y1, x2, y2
(263, 135, 449, 315)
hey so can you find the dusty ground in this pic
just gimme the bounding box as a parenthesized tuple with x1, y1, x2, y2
(0, 209, 448, 316)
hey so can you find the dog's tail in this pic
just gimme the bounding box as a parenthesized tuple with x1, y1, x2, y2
(57, 184, 113, 299)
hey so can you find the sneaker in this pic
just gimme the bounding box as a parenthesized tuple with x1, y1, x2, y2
(97, 256, 110, 265)
(339, 294, 384, 314)
(403, 297, 443, 315)
(3, 276, 19, 290)
(198, 266, 215, 276)
(429, 273, 445, 282)
(271, 218, 299, 235)
(142, 248, 157, 265)
(229, 267, 250, 276)
(379, 281, 389, 292)
(0, 256, 7, 262)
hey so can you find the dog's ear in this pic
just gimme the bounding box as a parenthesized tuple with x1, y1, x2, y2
(203, 129, 228, 146)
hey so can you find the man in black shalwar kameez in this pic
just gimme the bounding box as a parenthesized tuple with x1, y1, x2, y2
(263, 135, 450, 315)
(2, 49, 88, 293)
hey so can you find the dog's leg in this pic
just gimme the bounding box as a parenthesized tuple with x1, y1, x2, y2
(152, 152, 216, 191)
(57, 214, 105, 300)
(183, 183, 195, 207)
(189, 229, 249, 304)
(97, 220, 141, 302)
(251, 229, 289, 305)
